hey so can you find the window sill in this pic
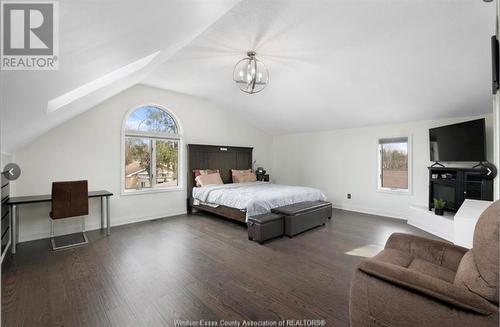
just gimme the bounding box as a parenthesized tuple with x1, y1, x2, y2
(121, 186, 184, 196)
(377, 188, 412, 195)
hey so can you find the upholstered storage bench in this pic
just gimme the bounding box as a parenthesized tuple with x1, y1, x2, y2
(272, 201, 332, 237)
(247, 213, 284, 244)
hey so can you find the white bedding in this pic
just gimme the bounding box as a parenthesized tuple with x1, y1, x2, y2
(192, 182, 327, 220)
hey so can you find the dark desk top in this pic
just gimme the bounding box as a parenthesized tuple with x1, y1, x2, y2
(8, 190, 113, 205)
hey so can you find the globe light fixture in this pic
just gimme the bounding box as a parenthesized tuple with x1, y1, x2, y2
(233, 51, 269, 94)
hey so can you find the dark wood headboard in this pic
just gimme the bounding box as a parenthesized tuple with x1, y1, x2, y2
(187, 144, 253, 210)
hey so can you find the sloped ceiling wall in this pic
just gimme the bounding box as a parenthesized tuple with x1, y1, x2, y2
(1, 0, 242, 152)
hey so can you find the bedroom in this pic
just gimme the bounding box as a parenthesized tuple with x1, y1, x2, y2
(0, 0, 499, 326)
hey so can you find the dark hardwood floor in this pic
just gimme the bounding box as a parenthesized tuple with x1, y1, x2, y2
(2, 209, 438, 327)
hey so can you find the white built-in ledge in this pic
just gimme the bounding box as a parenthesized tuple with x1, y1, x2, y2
(408, 200, 493, 248)
(408, 205, 454, 242)
(454, 200, 493, 248)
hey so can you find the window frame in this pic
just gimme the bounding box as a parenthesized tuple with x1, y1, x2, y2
(121, 104, 183, 195)
(376, 135, 412, 195)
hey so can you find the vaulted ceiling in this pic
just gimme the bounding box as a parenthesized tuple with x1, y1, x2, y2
(1, 0, 496, 153)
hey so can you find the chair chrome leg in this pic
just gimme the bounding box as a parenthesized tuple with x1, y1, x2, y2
(50, 216, 89, 251)
(50, 218, 57, 250)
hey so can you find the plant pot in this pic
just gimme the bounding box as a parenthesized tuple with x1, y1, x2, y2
(435, 208, 444, 216)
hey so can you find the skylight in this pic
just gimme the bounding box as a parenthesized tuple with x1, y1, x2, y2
(47, 51, 160, 113)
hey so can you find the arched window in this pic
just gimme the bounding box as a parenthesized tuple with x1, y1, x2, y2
(123, 105, 181, 192)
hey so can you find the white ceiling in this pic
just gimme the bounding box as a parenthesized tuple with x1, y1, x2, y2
(1, 0, 496, 153)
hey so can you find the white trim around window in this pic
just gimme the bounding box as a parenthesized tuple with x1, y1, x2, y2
(121, 104, 184, 196)
(376, 134, 412, 195)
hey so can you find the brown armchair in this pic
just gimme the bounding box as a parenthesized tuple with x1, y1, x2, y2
(349, 200, 499, 327)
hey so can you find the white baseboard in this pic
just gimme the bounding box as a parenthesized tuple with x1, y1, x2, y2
(18, 209, 187, 243)
(110, 210, 187, 229)
(331, 203, 407, 220)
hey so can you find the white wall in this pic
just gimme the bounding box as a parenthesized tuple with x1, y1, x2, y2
(8, 82, 497, 242)
(272, 115, 494, 219)
(12, 85, 273, 242)
(495, 1, 500, 200)
(494, 93, 499, 200)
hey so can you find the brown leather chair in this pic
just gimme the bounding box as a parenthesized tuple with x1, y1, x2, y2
(349, 200, 499, 327)
(50, 180, 89, 250)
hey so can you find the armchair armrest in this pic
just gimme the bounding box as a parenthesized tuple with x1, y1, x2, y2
(357, 259, 497, 315)
(385, 233, 468, 271)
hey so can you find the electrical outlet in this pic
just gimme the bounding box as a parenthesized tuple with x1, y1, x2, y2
(347, 193, 352, 199)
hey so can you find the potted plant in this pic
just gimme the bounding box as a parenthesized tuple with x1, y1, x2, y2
(433, 198, 446, 216)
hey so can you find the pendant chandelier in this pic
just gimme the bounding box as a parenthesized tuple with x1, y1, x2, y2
(233, 51, 269, 94)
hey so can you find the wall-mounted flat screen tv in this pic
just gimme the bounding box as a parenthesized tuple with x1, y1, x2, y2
(429, 119, 486, 162)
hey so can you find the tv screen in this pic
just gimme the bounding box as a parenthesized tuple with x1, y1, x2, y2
(429, 119, 486, 162)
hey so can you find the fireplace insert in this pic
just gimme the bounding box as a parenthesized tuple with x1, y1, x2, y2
(428, 167, 493, 212)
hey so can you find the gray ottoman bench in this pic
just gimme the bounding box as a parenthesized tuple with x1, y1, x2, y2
(247, 213, 284, 244)
(272, 201, 332, 237)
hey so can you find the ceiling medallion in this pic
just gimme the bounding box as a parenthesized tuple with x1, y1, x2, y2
(233, 51, 269, 94)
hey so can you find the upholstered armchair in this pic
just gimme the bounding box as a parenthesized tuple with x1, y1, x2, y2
(349, 200, 499, 327)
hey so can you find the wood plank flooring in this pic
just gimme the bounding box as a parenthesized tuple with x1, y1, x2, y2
(2, 209, 438, 327)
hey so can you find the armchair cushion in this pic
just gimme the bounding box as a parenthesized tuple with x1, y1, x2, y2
(385, 233, 468, 271)
(358, 259, 498, 315)
(408, 258, 455, 283)
(373, 249, 456, 283)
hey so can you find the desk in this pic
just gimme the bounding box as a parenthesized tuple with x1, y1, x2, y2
(7, 190, 113, 254)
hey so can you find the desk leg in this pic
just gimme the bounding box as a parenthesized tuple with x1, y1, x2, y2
(106, 196, 111, 236)
(11, 204, 17, 254)
(100, 197, 105, 230)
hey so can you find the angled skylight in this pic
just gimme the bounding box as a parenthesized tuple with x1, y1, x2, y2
(47, 51, 160, 113)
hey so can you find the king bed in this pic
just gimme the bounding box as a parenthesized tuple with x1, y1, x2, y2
(187, 144, 326, 222)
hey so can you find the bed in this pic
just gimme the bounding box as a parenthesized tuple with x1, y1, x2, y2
(193, 182, 326, 221)
(187, 144, 326, 222)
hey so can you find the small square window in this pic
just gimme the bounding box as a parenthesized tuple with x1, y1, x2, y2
(378, 137, 411, 193)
